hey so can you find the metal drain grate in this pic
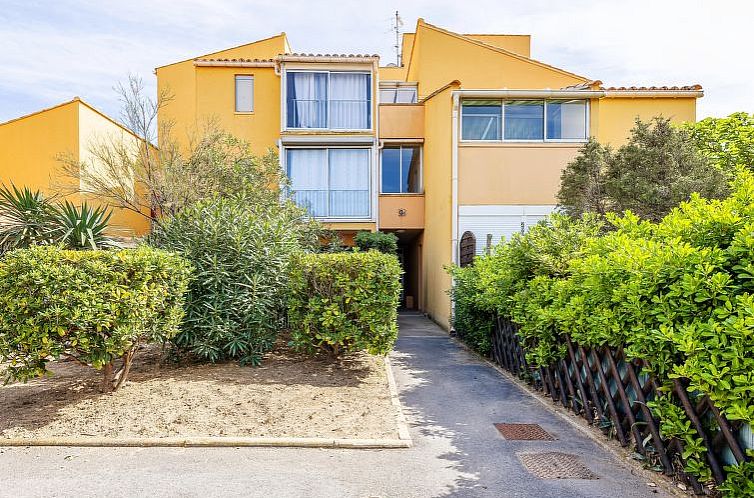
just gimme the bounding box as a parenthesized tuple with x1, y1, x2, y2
(494, 423, 554, 441)
(518, 452, 597, 480)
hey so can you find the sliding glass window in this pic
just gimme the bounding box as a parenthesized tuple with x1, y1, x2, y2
(461, 99, 588, 142)
(461, 100, 502, 140)
(286, 71, 371, 130)
(286, 148, 370, 218)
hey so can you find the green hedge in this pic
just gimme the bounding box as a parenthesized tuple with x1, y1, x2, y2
(0, 246, 192, 391)
(288, 251, 401, 356)
(452, 171, 754, 494)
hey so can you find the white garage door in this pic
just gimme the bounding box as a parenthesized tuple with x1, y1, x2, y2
(458, 205, 556, 255)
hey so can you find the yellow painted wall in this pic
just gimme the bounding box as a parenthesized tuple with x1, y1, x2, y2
(458, 144, 582, 205)
(0, 100, 78, 193)
(407, 21, 586, 96)
(157, 34, 288, 151)
(0, 99, 150, 237)
(195, 66, 280, 154)
(465, 34, 531, 58)
(594, 97, 697, 145)
(421, 86, 455, 329)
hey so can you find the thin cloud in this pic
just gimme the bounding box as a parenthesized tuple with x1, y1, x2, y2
(0, 0, 751, 123)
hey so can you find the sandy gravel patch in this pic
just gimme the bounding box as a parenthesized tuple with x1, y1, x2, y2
(0, 346, 400, 441)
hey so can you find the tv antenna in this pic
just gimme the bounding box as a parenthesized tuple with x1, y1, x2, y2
(392, 11, 404, 66)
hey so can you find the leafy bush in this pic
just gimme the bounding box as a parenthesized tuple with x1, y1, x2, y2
(288, 251, 401, 356)
(459, 171, 754, 493)
(150, 195, 313, 364)
(0, 245, 191, 391)
(448, 263, 494, 355)
(685, 112, 754, 173)
(354, 231, 398, 254)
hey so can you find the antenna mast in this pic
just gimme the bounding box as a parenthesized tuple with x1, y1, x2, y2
(393, 11, 404, 66)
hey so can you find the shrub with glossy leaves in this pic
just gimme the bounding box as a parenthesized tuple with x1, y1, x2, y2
(0, 246, 191, 391)
(354, 230, 399, 254)
(150, 195, 311, 365)
(288, 251, 401, 356)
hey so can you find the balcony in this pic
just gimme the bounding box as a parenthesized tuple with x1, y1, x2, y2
(379, 104, 424, 139)
(379, 194, 424, 230)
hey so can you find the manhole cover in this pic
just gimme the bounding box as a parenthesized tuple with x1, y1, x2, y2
(518, 452, 597, 479)
(494, 423, 554, 441)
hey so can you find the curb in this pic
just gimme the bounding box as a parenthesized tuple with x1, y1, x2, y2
(384, 356, 413, 445)
(0, 436, 411, 449)
(448, 335, 686, 497)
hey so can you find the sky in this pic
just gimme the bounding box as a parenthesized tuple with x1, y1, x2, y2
(1, 0, 752, 125)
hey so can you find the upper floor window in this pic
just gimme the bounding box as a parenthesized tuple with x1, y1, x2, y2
(286, 148, 371, 219)
(286, 71, 371, 130)
(461, 99, 588, 142)
(379, 84, 418, 104)
(381, 145, 421, 193)
(235, 75, 254, 112)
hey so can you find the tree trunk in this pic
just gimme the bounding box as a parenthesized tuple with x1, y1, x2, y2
(113, 349, 136, 391)
(101, 362, 114, 393)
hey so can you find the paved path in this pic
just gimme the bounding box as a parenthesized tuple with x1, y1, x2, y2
(0, 314, 664, 497)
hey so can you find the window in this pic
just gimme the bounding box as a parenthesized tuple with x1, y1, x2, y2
(286, 71, 371, 130)
(381, 145, 421, 193)
(286, 148, 371, 218)
(546, 100, 587, 140)
(235, 75, 254, 112)
(461, 100, 502, 140)
(504, 100, 543, 140)
(379, 86, 418, 103)
(461, 99, 588, 142)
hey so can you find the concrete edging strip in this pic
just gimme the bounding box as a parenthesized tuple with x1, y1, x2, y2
(384, 355, 413, 445)
(0, 436, 411, 448)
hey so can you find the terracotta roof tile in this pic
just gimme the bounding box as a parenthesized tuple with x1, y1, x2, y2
(194, 57, 275, 63)
(284, 53, 379, 58)
(601, 84, 702, 91)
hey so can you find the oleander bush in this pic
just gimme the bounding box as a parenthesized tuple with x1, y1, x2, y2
(0, 246, 192, 391)
(288, 251, 402, 357)
(450, 171, 754, 494)
(149, 195, 316, 365)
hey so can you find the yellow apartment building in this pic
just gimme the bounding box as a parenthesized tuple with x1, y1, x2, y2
(0, 97, 151, 237)
(156, 19, 702, 329)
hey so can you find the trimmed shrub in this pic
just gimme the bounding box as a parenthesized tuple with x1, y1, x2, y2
(288, 251, 401, 356)
(0, 246, 191, 391)
(447, 263, 494, 355)
(354, 230, 398, 254)
(150, 196, 310, 365)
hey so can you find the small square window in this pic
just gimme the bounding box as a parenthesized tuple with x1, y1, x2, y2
(235, 75, 254, 112)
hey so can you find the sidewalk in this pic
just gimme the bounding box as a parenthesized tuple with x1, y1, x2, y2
(0, 314, 665, 497)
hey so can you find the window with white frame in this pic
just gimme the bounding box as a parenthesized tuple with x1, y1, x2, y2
(286, 71, 371, 130)
(381, 145, 422, 193)
(286, 148, 371, 218)
(461, 99, 588, 142)
(235, 75, 254, 112)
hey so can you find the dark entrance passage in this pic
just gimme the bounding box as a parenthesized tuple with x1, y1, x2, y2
(388, 229, 423, 310)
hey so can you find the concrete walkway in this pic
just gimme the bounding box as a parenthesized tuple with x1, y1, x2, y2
(0, 314, 664, 497)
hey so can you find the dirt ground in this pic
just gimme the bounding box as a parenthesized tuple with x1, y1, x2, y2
(0, 345, 400, 440)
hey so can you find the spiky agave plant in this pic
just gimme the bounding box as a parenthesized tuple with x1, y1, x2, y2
(0, 184, 60, 253)
(55, 200, 114, 250)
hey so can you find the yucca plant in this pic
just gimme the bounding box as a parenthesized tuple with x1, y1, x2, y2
(0, 184, 60, 253)
(54, 200, 113, 250)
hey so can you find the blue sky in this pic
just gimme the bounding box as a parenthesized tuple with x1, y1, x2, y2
(1, 0, 752, 125)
